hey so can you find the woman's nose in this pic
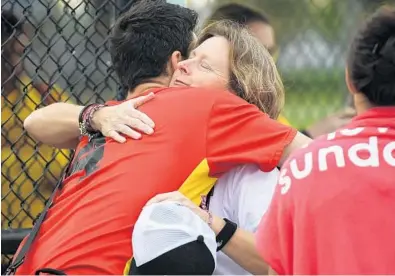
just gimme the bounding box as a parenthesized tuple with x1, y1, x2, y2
(178, 62, 189, 75)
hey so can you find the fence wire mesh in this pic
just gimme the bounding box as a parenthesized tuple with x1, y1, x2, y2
(1, 0, 133, 268)
(1, 0, 392, 268)
(1, 0, 130, 231)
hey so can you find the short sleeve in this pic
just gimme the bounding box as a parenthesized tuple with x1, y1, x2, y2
(255, 171, 293, 275)
(206, 93, 296, 176)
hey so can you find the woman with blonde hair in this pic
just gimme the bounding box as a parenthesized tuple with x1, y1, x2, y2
(178, 19, 284, 120)
(24, 18, 309, 275)
(150, 20, 287, 275)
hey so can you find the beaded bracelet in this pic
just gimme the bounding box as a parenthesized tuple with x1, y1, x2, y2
(86, 104, 106, 132)
(78, 103, 106, 136)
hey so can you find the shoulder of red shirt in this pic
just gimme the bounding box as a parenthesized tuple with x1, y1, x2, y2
(105, 87, 248, 106)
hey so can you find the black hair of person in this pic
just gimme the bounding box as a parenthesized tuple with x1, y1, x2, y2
(1, 10, 22, 42)
(347, 6, 395, 106)
(207, 3, 270, 26)
(110, 0, 198, 98)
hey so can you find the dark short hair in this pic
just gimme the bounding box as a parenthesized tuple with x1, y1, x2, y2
(347, 6, 395, 106)
(207, 3, 270, 26)
(1, 10, 23, 42)
(110, 0, 198, 94)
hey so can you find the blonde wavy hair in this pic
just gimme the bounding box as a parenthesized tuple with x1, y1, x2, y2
(195, 20, 284, 119)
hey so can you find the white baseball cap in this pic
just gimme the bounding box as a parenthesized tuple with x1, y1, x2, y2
(130, 201, 217, 275)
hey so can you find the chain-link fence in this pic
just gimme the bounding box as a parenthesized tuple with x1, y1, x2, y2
(1, 0, 134, 270)
(1, 0, 392, 270)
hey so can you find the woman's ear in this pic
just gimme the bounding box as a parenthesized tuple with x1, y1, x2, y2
(170, 51, 183, 72)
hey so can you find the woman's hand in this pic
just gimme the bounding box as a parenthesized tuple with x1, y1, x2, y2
(146, 191, 209, 222)
(91, 93, 156, 143)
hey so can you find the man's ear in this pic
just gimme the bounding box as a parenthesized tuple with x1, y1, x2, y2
(170, 51, 183, 72)
(345, 67, 358, 95)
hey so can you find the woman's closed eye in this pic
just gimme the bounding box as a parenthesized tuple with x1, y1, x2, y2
(200, 61, 213, 71)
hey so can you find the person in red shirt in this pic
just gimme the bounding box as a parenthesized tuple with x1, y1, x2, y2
(256, 6, 395, 275)
(16, 2, 309, 275)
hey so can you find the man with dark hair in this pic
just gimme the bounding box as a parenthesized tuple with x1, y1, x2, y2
(113, 0, 196, 100)
(14, 2, 203, 274)
(111, 0, 194, 91)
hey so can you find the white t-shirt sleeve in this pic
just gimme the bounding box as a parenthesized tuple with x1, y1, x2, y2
(220, 164, 279, 232)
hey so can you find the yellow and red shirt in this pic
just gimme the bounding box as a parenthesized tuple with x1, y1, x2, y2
(256, 107, 395, 274)
(16, 87, 296, 275)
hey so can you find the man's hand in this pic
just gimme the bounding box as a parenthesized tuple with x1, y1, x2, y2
(91, 93, 156, 143)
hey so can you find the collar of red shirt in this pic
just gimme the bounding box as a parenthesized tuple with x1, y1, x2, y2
(351, 106, 395, 128)
(355, 106, 395, 120)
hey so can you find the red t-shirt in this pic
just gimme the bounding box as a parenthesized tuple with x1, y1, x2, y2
(15, 87, 296, 275)
(256, 107, 395, 275)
